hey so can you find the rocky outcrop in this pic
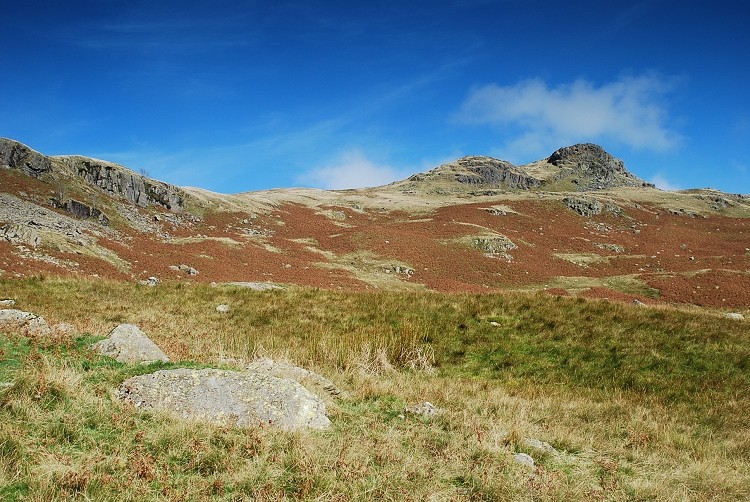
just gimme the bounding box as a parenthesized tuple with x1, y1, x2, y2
(454, 156, 541, 189)
(563, 197, 622, 217)
(0, 138, 51, 177)
(58, 156, 185, 212)
(1, 223, 42, 247)
(49, 198, 110, 225)
(546, 144, 653, 190)
(171, 264, 199, 275)
(1, 138, 185, 212)
(91, 323, 169, 364)
(470, 235, 518, 259)
(118, 368, 331, 430)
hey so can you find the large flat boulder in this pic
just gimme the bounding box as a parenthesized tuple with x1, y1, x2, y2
(92, 324, 169, 364)
(245, 357, 346, 400)
(118, 368, 330, 430)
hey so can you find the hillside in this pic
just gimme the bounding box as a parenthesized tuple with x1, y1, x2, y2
(1, 137, 749, 308)
(1, 138, 749, 500)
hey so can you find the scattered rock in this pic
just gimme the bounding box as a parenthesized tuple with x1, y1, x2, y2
(382, 265, 415, 277)
(171, 264, 199, 276)
(1, 223, 42, 247)
(139, 276, 160, 287)
(667, 207, 701, 218)
(483, 205, 514, 216)
(563, 197, 622, 217)
(524, 438, 558, 455)
(471, 235, 517, 260)
(226, 282, 283, 291)
(245, 357, 345, 399)
(216, 304, 231, 313)
(725, 313, 745, 321)
(404, 401, 443, 417)
(595, 243, 625, 253)
(0, 299, 15, 307)
(118, 368, 330, 430)
(633, 299, 646, 307)
(91, 323, 169, 364)
(0, 309, 51, 336)
(513, 452, 535, 468)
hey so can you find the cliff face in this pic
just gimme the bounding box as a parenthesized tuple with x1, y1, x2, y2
(58, 156, 185, 212)
(0, 138, 185, 212)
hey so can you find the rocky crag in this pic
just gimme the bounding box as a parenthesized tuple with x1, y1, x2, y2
(0, 138, 186, 212)
(399, 143, 652, 193)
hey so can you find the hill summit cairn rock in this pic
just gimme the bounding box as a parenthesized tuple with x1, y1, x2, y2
(118, 368, 330, 430)
(92, 323, 169, 364)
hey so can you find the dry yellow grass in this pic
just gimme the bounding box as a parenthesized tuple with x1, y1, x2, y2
(1, 277, 749, 500)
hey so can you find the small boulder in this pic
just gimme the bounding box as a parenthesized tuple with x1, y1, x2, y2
(139, 277, 160, 287)
(176, 264, 199, 275)
(404, 401, 443, 417)
(0, 309, 51, 336)
(92, 324, 169, 364)
(118, 368, 330, 430)
(0, 299, 15, 307)
(524, 438, 558, 455)
(725, 313, 745, 321)
(513, 452, 535, 468)
(216, 304, 231, 313)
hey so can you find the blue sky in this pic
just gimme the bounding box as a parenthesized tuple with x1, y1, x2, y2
(2, 1, 749, 194)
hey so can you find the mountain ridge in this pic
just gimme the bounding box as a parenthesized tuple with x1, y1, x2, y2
(2, 138, 656, 197)
(1, 137, 749, 308)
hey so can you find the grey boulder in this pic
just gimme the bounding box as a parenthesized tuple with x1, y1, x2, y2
(118, 368, 330, 430)
(0, 309, 51, 336)
(92, 323, 169, 364)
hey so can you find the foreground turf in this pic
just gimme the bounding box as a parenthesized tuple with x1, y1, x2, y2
(1, 277, 749, 500)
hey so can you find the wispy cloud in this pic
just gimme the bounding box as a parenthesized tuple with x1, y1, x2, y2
(459, 74, 682, 161)
(650, 173, 682, 191)
(297, 150, 408, 190)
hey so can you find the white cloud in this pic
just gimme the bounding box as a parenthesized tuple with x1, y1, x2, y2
(650, 173, 682, 191)
(297, 150, 408, 190)
(460, 74, 682, 160)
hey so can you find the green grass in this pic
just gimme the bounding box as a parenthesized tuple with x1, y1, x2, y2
(1, 277, 749, 500)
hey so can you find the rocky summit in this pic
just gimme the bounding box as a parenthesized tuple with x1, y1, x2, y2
(1, 137, 749, 308)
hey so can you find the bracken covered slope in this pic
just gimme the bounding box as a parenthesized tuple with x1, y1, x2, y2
(1, 138, 749, 308)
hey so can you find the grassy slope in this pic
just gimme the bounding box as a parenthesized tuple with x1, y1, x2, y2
(1, 277, 749, 500)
